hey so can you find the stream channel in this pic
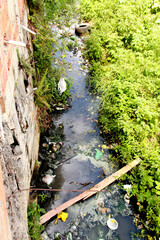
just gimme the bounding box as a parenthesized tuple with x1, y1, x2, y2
(35, 23, 141, 240)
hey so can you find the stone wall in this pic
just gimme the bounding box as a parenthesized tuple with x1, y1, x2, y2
(0, 0, 39, 239)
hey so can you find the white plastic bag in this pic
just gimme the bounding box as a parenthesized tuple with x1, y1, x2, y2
(58, 78, 66, 95)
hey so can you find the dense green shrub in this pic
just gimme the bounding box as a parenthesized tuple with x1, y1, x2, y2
(80, 0, 160, 238)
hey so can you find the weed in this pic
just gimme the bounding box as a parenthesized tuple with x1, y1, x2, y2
(37, 105, 53, 133)
(17, 49, 35, 76)
(28, 202, 45, 240)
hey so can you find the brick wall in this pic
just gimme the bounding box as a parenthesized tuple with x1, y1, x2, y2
(0, 1, 40, 239)
(0, 0, 24, 106)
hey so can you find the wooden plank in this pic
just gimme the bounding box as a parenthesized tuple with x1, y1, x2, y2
(40, 158, 141, 224)
(83, 158, 141, 200)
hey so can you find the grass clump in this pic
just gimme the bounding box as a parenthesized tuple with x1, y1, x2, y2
(28, 194, 47, 240)
(28, 202, 45, 240)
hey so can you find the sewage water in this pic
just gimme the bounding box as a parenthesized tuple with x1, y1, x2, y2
(37, 25, 141, 240)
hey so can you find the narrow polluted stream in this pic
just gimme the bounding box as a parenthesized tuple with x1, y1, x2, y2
(36, 24, 141, 240)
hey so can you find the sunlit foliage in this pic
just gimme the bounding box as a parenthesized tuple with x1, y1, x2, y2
(80, 0, 160, 238)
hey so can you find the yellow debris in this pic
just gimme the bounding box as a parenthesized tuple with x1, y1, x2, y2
(101, 145, 108, 149)
(54, 211, 68, 224)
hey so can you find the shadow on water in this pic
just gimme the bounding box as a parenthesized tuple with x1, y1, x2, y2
(35, 25, 143, 240)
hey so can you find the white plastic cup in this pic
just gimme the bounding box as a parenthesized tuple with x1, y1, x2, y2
(107, 218, 118, 230)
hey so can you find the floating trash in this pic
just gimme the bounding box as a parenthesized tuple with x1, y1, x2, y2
(124, 193, 130, 204)
(58, 78, 66, 94)
(107, 218, 118, 230)
(123, 185, 132, 203)
(67, 232, 72, 240)
(123, 184, 132, 192)
(94, 149, 103, 160)
(42, 143, 49, 149)
(42, 174, 56, 185)
(41, 231, 50, 240)
(54, 232, 62, 240)
(54, 212, 68, 224)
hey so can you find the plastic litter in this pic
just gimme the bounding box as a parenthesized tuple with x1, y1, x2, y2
(41, 231, 50, 240)
(94, 149, 103, 160)
(123, 184, 132, 192)
(123, 184, 132, 203)
(42, 174, 55, 185)
(58, 78, 66, 94)
(4, 40, 26, 47)
(67, 232, 72, 240)
(54, 211, 68, 224)
(124, 193, 130, 204)
(107, 218, 118, 230)
(54, 232, 61, 240)
(22, 25, 36, 35)
(58, 141, 63, 146)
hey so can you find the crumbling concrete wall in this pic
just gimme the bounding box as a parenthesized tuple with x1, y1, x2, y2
(0, 0, 39, 239)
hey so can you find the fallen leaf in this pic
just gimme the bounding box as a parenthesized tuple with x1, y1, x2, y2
(101, 145, 108, 149)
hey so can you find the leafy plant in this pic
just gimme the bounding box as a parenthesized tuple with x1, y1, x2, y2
(34, 69, 52, 109)
(28, 202, 45, 240)
(17, 49, 35, 76)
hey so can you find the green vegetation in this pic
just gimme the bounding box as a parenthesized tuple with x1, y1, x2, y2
(28, 202, 45, 240)
(28, 193, 46, 239)
(79, 0, 160, 238)
(17, 49, 35, 75)
(26, 0, 75, 131)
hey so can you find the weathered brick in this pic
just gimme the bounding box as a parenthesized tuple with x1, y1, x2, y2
(0, 57, 3, 75)
(7, 47, 13, 71)
(1, 66, 8, 94)
(0, 25, 3, 43)
(18, 0, 24, 17)
(13, 24, 19, 41)
(0, 96, 5, 113)
(7, 22, 13, 40)
(0, 50, 5, 68)
(1, 3, 9, 35)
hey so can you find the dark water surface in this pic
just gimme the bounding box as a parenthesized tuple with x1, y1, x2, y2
(38, 26, 141, 240)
